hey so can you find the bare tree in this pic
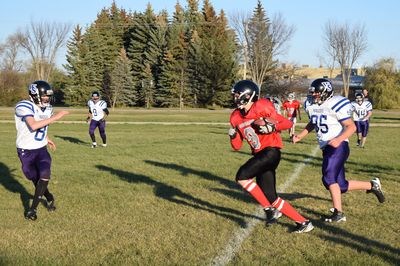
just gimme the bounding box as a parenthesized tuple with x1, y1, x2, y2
(16, 20, 71, 80)
(230, 1, 294, 92)
(230, 11, 250, 80)
(323, 21, 367, 97)
(0, 34, 23, 71)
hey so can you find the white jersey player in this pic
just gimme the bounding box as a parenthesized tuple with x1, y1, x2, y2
(15, 80, 69, 221)
(293, 78, 384, 225)
(351, 93, 372, 147)
(86, 91, 109, 148)
(15, 100, 53, 149)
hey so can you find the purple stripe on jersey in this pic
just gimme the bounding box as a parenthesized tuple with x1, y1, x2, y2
(16, 102, 35, 113)
(338, 116, 351, 122)
(334, 101, 351, 112)
(331, 98, 349, 111)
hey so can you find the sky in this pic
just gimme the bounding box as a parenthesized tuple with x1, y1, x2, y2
(1, 0, 400, 68)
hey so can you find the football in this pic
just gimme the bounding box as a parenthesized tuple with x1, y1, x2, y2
(252, 117, 276, 134)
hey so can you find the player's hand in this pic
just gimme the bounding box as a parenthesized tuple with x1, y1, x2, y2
(328, 138, 341, 148)
(228, 128, 237, 139)
(292, 135, 301, 144)
(86, 117, 91, 123)
(47, 139, 56, 151)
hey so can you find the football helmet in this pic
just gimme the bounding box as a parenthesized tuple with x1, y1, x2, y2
(231, 80, 259, 109)
(355, 92, 364, 104)
(288, 93, 295, 101)
(309, 78, 334, 104)
(28, 80, 54, 107)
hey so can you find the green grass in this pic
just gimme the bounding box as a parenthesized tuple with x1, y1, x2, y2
(0, 109, 399, 265)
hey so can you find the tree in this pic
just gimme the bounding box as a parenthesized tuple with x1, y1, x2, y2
(16, 20, 71, 80)
(231, 0, 294, 92)
(323, 21, 367, 97)
(364, 58, 400, 109)
(110, 48, 136, 108)
(0, 34, 23, 71)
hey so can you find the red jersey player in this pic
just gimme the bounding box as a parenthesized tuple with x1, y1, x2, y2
(228, 80, 313, 233)
(282, 93, 301, 139)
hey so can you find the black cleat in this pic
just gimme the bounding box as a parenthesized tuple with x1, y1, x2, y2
(264, 207, 282, 226)
(46, 199, 56, 212)
(25, 209, 37, 221)
(367, 178, 385, 203)
(324, 208, 346, 223)
(293, 220, 314, 233)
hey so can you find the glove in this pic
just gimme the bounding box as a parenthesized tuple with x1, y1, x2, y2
(252, 118, 276, 134)
(258, 123, 276, 134)
(228, 128, 237, 139)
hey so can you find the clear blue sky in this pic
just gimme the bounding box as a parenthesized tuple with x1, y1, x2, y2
(1, 0, 399, 68)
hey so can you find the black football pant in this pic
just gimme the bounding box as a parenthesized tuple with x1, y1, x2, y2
(236, 147, 281, 203)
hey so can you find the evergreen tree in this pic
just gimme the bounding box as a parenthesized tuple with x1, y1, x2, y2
(110, 48, 136, 108)
(157, 2, 189, 108)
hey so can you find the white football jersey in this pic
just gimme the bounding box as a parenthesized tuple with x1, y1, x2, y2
(307, 95, 353, 148)
(351, 100, 372, 121)
(15, 100, 53, 149)
(87, 99, 107, 121)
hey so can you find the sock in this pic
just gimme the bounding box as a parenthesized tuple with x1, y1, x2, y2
(32, 179, 54, 202)
(90, 134, 96, 142)
(240, 179, 271, 208)
(30, 179, 49, 210)
(272, 197, 306, 223)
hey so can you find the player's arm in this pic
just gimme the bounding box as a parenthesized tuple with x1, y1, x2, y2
(47, 136, 56, 151)
(292, 121, 315, 143)
(297, 105, 301, 120)
(25, 110, 69, 131)
(86, 107, 92, 122)
(328, 118, 356, 148)
(364, 110, 372, 121)
(102, 108, 109, 121)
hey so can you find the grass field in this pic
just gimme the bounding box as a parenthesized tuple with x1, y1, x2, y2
(0, 108, 399, 265)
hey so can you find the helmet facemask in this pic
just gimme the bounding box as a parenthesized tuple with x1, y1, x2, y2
(29, 81, 54, 107)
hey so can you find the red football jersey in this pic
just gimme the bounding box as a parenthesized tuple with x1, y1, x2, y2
(282, 100, 300, 118)
(229, 98, 293, 154)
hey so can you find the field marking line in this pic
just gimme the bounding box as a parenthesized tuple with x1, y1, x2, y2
(210, 145, 320, 266)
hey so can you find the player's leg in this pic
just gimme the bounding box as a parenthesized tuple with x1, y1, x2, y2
(27, 147, 53, 220)
(321, 143, 349, 222)
(236, 151, 274, 209)
(17, 148, 39, 219)
(89, 120, 97, 147)
(99, 120, 107, 147)
(355, 121, 362, 146)
(360, 121, 368, 148)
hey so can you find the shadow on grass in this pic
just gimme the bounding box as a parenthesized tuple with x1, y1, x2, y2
(296, 206, 400, 265)
(96, 164, 264, 228)
(0, 162, 31, 213)
(54, 135, 87, 145)
(282, 150, 398, 177)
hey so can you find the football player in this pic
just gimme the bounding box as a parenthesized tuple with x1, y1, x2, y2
(228, 80, 314, 233)
(293, 78, 385, 223)
(15, 80, 69, 220)
(86, 91, 109, 148)
(351, 93, 372, 148)
(282, 93, 301, 139)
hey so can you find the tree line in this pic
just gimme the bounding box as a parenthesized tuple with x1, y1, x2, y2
(0, 0, 399, 109)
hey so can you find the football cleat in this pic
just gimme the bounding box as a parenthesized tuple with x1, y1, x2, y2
(367, 178, 385, 203)
(293, 220, 314, 233)
(101, 143, 107, 147)
(91, 142, 97, 148)
(324, 208, 346, 223)
(264, 207, 282, 226)
(25, 209, 37, 221)
(46, 199, 56, 212)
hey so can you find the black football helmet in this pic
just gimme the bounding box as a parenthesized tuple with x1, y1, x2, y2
(28, 80, 54, 107)
(309, 78, 334, 104)
(231, 80, 259, 109)
(355, 92, 364, 104)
